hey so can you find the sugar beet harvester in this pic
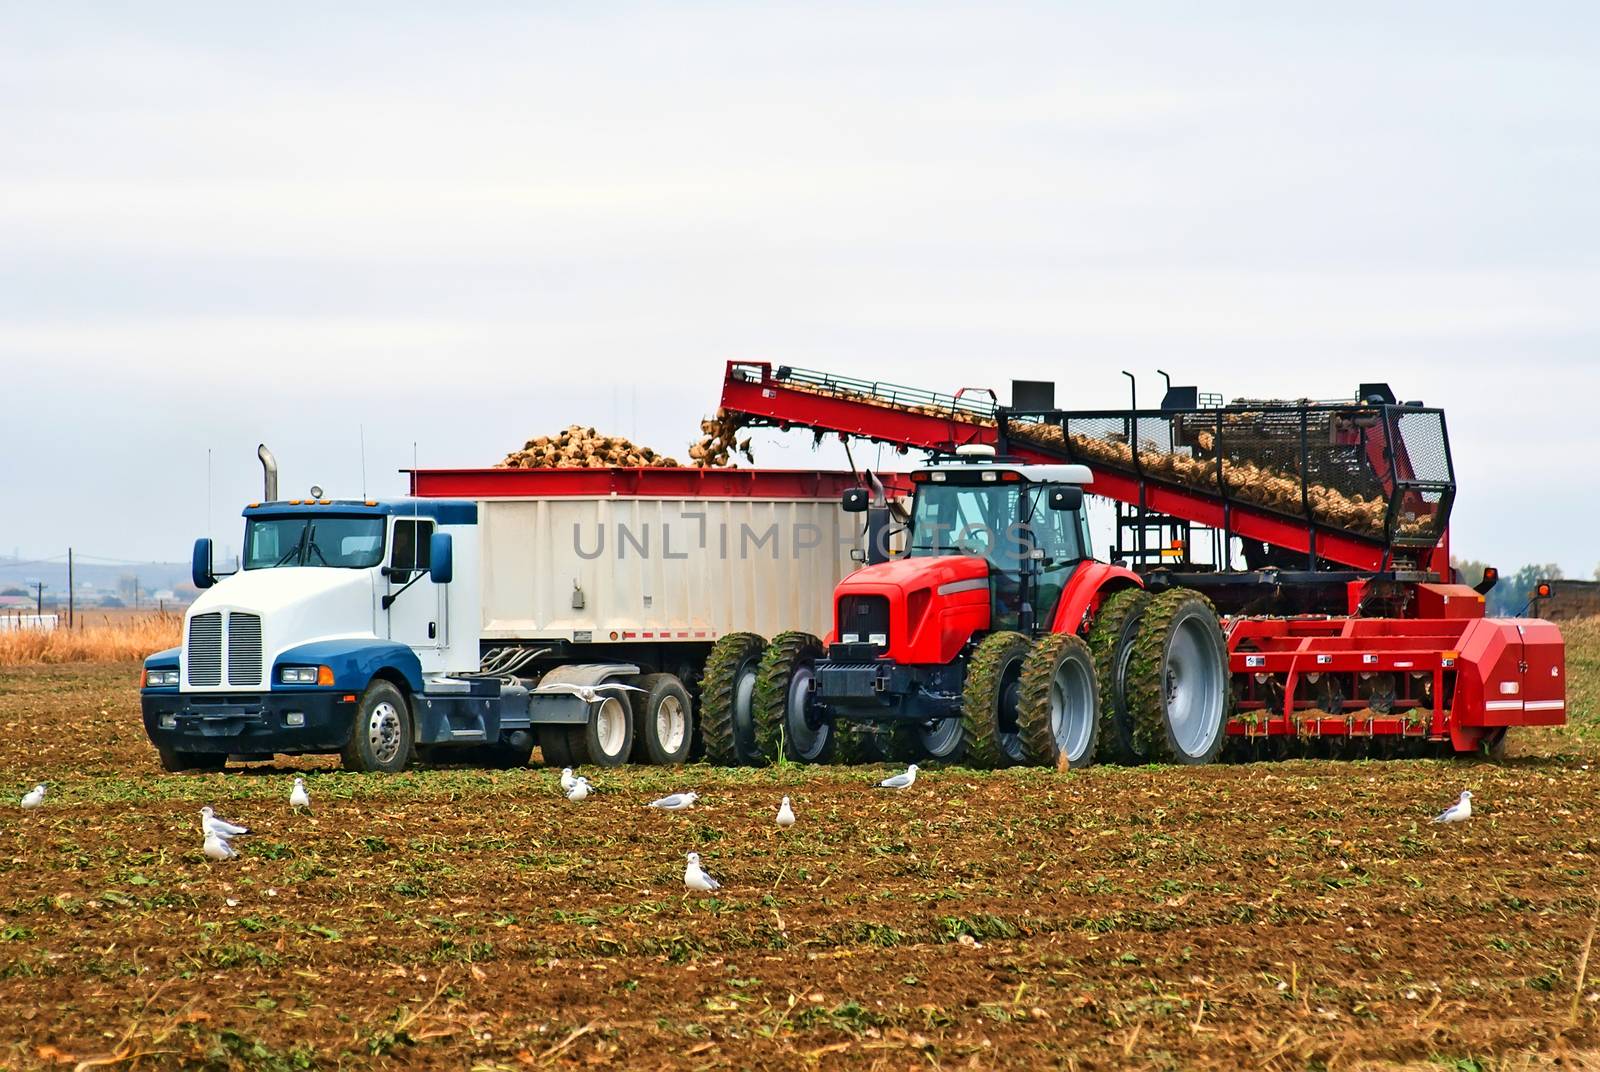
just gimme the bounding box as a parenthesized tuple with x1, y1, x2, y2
(696, 362, 1565, 768)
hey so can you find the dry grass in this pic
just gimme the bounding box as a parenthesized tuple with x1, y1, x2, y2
(0, 610, 181, 665)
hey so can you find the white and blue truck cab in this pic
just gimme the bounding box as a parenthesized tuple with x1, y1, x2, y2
(141, 453, 887, 773)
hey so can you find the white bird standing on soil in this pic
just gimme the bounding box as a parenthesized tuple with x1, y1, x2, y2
(566, 777, 591, 802)
(560, 767, 578, 792)
(20, 784, 46, 809)
(532, 682, 643, 704)
(776, 796, 796, 828)
(875, 765, 918, 790)
(1431, 790, 1473, 824)
(203, 833, 238, 861)
(684, 852, 721, 892)
(647, 791, 698, 811)
(200, 806, 251, 838)
(289, 777, 311, 811)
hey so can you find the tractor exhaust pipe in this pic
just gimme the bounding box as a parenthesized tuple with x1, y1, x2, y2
(258, 444, 279, 501)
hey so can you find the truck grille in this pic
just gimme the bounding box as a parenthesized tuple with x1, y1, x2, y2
(227, 613, 263, 686)
(187, 612, 223, 686)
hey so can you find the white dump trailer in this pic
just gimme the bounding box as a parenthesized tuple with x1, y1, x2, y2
(141, 462, 902, 773)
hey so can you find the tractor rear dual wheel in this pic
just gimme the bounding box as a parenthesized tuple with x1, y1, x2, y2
(1087, 589, 1151, 765)
(1124, 589, 1230, 765)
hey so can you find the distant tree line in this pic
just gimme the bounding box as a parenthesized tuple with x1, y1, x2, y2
(1451, 558, 1568, 617)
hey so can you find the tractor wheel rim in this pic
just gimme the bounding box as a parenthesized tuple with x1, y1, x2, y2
(367, 701, 402, 764)
(785, 666, 826, 760)
(920, 716, 963, 758)
(1165, 615, 1223, 757)
(656, 695, 686, 754)
(1051, 657, 1094, 763)
(733, 665, 758, 757)
(595, 696, 627, 757)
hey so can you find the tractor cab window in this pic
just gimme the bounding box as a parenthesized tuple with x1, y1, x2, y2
(390, 519, 434, 581)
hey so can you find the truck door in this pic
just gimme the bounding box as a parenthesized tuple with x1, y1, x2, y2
(386, 518, 443, 667)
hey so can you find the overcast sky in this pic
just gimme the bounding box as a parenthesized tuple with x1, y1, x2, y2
(2, 3, 1597, 576)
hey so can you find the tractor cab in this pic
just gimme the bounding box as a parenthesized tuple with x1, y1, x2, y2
(842, 446, 1094, 649)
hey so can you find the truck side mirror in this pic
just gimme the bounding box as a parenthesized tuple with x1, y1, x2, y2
(428, 532, 454, 584)
(192, 537, 215, 589)
(1048, 487, 1084, 511)
(841, 488, 869, 513)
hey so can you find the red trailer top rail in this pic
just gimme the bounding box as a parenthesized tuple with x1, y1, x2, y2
(409, 466, 908, 500)
(720, 361, 1452, 574)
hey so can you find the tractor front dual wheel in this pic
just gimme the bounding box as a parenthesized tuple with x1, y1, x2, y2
(699, 633, 767, 766)
(1088, 589, 1151, 765)
(752, 631, 835, 764)
(960, 632, 1031, 769)
(1124, 589, 1230, 765)
(1017, 633, 1100, 768)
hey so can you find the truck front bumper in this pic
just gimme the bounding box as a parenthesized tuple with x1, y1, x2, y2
(141, 689, 357, 755)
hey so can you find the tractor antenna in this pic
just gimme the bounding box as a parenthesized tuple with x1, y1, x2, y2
(360, 424, 368, 499)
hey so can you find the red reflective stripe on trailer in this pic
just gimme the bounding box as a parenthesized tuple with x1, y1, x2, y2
(409, 466, 911, 500)
(622, 632, 637, 639)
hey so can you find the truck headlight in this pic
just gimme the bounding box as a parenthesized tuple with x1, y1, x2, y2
(159, 713, 177, 729)
(145, 669, 180, 687)
(279, 666, 331, 685)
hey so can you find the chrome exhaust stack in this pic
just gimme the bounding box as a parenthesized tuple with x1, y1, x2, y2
(258, 444, 279, 502)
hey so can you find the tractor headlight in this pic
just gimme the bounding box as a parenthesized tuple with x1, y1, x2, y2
(279, 666, 330, 685)
(145, 669, 180, 687)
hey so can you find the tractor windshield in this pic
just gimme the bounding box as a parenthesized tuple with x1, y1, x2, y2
(243, 516, 386, 570)
(906, 483, 1084, 568)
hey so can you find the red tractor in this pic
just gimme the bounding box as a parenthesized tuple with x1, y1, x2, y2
(698, 445, 1228, 769)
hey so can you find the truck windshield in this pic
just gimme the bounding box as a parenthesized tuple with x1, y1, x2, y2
(243, 517, 386, 570)
(907, 483, 1083, 568)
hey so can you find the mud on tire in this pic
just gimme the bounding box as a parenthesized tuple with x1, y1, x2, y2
(1087, 588, 1151, 765)
(753, 631, 832, 764)
(1125, 589, 1230, 765)
(960, 631, 1031, 769)
(699, 633, 767, 766)
(1017, 632, 1100, 768)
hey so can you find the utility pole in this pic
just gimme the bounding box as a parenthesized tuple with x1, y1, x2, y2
(32, 580, 45, 616)
(67, 548, 74, 629)
(133, 577, 140, 610)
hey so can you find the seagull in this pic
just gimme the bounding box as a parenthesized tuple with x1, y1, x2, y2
(776, 796, 795, 828)
(875, 764, 918, 790)
(566, 777, 591, 802)
(200, 806, 251, 838)
(1431, 790, 1472, 824)
(532, 682, 643, 704)
(289, 777, 310, 811)
(20, 784, 46, 809)
(203, 833, 238, 861)
(647, 791, 698, 811)
(684, 852, 721, 892)
(560, 767, 578, 792)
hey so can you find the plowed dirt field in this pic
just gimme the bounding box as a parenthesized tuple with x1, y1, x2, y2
(1, 620, 1598, 1070)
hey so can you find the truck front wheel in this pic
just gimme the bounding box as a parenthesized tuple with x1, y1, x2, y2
(341, 680, 414, 773)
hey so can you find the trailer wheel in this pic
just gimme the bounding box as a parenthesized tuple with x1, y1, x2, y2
(157, 749, 228, 774)
(754, 631, 834, 764)
(1017, 633, 1100, 768)
(1125, 590, 1229, 765)
(699, 633, 767, 766)
(340, 680, 413, 773)
(960, 631, 1031, 769)
(564, 693, 635, 767)
(629, 674, 694, 765)
(1087, 588, 1151, 765)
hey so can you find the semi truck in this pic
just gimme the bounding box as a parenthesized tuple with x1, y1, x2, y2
(140, 452, 897, 772)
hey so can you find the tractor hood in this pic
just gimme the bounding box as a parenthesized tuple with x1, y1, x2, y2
(840, 553, 989, 596)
